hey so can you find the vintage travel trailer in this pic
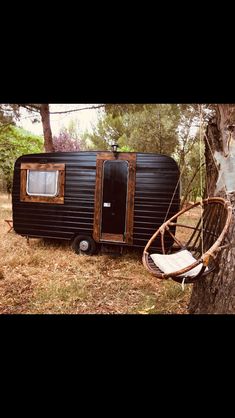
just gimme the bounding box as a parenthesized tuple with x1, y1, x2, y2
(12, 151, 180, 254)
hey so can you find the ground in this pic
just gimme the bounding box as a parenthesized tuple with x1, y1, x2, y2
(0, 194, 192, 314)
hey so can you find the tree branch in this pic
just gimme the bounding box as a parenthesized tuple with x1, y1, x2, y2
(49, 104, 105, 114)
(19, 104, 41, 113)
(17, 104, 104, 115)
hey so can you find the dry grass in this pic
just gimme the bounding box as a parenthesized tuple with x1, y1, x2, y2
(174, 204, 203, 245)
(0, 193, 192, 314)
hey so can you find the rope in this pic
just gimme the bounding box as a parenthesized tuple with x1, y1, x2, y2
(163, 164, 186, 223)
(180, 105, 204, 292)
(146, 106, 234, 289)
(163, 106, 206, 223)
(159, 107, 233, 219)
(199, 105, 204, 255)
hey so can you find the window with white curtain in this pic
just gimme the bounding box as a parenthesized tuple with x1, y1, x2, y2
(26, 170, 59, 197)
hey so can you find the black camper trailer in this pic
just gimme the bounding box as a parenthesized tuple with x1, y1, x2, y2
(12, 151, 180, 254)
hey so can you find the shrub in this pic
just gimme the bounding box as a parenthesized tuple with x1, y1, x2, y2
(53, 130, 81, 152)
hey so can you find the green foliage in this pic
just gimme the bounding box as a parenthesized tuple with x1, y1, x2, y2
(0, 125, 43, 192)
(82, 113, 125, 150)
(85, 104, 181, 154)
(85, 103, 209, 202)
(173, 106, 209, 203)
(123, 104, 180, 153)
(104, 104, 145, 117)
(179, 134, 206, 204)
(66, 119, 79, 139)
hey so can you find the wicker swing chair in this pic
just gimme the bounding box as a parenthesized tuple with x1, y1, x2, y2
(142, 197, 232, 284)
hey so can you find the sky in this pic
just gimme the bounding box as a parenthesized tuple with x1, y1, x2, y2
(17, 104, 102, 137)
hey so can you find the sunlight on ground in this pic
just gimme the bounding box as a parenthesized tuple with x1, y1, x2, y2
(0, 193, 192, 314)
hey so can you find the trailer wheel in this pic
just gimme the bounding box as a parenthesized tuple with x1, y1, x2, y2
(72, 235, 97, 255)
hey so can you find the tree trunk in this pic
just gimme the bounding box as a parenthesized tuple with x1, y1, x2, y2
(189, 105, 235, 313)
(40, 104, 55, 152)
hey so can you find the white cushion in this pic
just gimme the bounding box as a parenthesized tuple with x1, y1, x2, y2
(150, 250, 204, 278)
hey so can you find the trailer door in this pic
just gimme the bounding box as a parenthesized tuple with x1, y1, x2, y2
(93, 153, 136, 245)
(101, 160, 128, 241)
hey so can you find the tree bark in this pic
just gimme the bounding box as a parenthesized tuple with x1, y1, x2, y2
(189, 105, 235, 313)
(40, 104, 54, 152)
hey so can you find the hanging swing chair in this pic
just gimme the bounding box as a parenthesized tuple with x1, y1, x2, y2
(142, 197, 232, 284)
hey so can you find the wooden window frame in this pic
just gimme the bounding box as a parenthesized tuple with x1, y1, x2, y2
(20, 163, 65, 204)
(93, 153, 136, 245)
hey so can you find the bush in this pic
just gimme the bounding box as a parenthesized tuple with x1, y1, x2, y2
(0, 125, 43, 193)
(53, 130, 81, 152)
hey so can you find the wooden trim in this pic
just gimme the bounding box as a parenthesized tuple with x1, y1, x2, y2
(125, 156, 136, 244)
(101, 233, 124, 242)
(93, 159, 103, 241)
(93, 153, 136, 244)
(20, 169, 27, 202)
(20, 163, 65, 171)
(20, 163, 65, 204)
(96, 152, 136, 163)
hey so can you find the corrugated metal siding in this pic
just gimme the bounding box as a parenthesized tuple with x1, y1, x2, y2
(12, 152, 180, 248)
(133, 154, 180, 249)
(12, 152, 97, 240)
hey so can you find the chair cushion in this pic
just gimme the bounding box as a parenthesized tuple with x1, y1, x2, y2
(150, 250, 204, 278)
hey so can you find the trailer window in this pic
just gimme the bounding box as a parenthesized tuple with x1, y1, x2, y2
(20, 163, 65, 204)
(27, 170, 59, 197)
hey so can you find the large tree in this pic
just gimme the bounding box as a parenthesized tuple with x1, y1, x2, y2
(86, 104, 181, 154)
(19, 104, 104, 152)
(39, 104, 54, 152)
(0, 104, 54, 152)
(19, 104, 54, 152)
(189, 104, 235, 313)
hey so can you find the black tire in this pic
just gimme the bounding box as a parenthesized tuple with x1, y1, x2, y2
(72, 235, 97, 255)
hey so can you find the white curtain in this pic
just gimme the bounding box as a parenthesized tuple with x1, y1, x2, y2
(27, 170, 58, 196)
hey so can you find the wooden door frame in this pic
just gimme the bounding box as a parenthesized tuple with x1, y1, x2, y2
(93, 152, 136, 244)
